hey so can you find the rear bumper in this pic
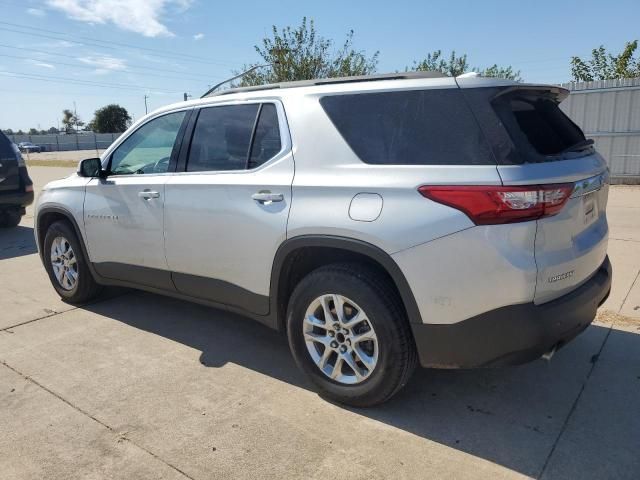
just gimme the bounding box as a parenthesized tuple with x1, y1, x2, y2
(0, 189, 34, 209)
(0, 167, 34, 209)
(411, 256, 612, 368)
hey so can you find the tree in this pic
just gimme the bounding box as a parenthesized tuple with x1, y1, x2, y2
(480, 64, 521, 81)
(3, 128, 13, 135)
(89, 104, 132, 133)
(62, 109, 84, 134)
(47, 127, 59, 134)
(411, 50, 521, 81)
(62, 109, 74, 133)
(236, 17, 378, 87)
(16, 130, 25, 135)
(412, 50, 469, 77)
(571, 40, 640, 81)
(28, 128, 38, 135)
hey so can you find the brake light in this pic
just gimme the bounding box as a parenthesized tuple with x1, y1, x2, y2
(418, 184, 573, 225)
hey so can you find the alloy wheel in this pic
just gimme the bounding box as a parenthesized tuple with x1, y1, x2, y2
(50, 236, 78, 291)
(303, 294, 379, 385)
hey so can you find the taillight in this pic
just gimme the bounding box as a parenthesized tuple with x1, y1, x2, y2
(418, 184, 573, 225)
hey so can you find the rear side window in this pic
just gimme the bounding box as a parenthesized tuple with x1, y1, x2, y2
(187, 104, 259, 172)
(492, 90, 587, 161)
(320, 89, 495, 165)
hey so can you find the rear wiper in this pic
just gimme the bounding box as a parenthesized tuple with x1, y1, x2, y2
(561, 138, 594, 154)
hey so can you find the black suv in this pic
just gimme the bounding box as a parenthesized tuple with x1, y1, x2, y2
(0, 131, 34, 227)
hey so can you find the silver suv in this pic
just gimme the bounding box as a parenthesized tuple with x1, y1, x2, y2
(35, 72, 612, 406)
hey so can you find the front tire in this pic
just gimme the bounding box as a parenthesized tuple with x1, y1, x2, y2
(287, 263, 417, 407)
(43, 220, 101, 303)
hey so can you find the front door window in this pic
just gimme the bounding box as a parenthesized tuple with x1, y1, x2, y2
(109, 111, 187, 175)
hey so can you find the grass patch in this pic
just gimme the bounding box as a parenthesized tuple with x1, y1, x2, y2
(26, 159, 78, 168)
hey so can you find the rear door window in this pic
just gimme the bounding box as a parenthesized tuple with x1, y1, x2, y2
(248, 104, 282, 169)
(320, 89, 495, 165)
(187, 104, 259, 172)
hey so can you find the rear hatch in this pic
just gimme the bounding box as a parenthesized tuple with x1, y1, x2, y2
(0, 131, 20, 192)
(460, 81, 609, 304)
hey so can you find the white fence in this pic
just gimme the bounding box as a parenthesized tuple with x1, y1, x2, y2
(6, 132, 122, 152)
(561, 78, 640, 183)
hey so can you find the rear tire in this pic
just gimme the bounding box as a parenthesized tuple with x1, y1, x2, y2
(0, 209, 22, 228)
(43, 220, 102, 303)
(287, 263, 417, 407)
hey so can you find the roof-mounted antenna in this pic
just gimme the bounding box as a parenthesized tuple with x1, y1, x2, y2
(200, 62, 279, 98)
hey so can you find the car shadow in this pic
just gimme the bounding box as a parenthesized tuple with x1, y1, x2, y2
(0, 225, 38, 260)
(82, 290, 639, 478)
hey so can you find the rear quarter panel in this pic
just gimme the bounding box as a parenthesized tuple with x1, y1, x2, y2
(392, 223, 538, 325)
(282, 90, 501, 254)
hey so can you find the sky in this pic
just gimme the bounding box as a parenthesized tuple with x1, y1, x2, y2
(0, 0, 638, 131)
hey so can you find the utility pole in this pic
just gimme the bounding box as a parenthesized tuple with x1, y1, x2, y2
(144, 95, 149, 115)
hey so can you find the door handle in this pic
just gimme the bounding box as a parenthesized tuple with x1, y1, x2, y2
(252, 191, 284, 204)
(138, 190, 160, 199)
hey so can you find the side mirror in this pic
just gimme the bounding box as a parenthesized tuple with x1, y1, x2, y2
(77, 158, 105, 178)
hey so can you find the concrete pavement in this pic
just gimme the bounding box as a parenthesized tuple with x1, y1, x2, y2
(1, 167, 639, 479)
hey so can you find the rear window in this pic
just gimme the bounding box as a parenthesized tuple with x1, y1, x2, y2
(320, 89, 495, 165)
(491, 90, 588, 162)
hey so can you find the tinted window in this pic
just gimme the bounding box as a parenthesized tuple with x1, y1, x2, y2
(320, 89, 494, 165)
(110, 111, 186, 175)
(492, 91, 586, 160)
(248, 104, 282, 169)
(187, 104, 259, 172)
(0, 131, 16, 160)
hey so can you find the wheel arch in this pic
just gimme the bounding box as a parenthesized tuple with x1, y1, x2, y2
(270, 235, 423, 331)
(36, 206, 98, 280)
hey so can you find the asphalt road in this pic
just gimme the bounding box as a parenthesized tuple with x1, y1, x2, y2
(1, 167, 639, 479)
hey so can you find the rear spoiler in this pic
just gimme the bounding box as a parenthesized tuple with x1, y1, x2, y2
(492, 85, 570, 103)
(454, 76, 570, 103)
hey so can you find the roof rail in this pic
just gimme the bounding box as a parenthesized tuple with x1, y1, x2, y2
(205, 71, 446, 97)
